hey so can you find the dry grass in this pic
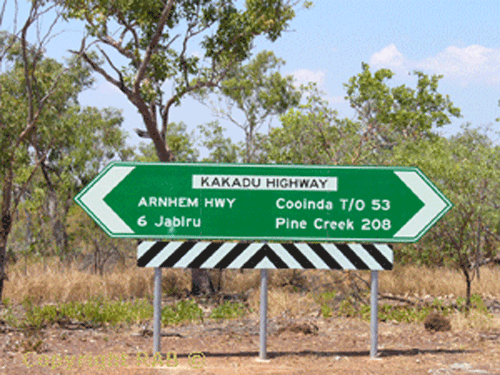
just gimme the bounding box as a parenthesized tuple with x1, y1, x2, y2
(3, 257, 500, 307)
(379, 264, 500, 298)
(246, 288, 317, 318)
(450, 310, 500, 331)
(4, 257, 190, 305)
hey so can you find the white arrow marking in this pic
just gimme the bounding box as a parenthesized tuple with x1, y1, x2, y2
(80, 166, 135, 234)
(394, 171, 447, 238)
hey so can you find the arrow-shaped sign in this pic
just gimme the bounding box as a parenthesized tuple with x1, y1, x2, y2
(74, 162, 452, 243)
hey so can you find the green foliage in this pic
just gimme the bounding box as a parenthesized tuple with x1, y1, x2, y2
(219, 51, 300, 117)
(136, 122, 199, 162)
(338, 296, 358, 318)
(313, 291, 337, 318)
(456, 294, 489, 314)
(1, 32, 132, 261)
(59, 0, 302, 163)
(344, 63, 461, 150)
(161, 300, 204, 326)
(18, 296, 155, 329)
(10, 104, 132, 259)
(391, 126, 500, 304)
(209, 301, 247, 320)
(268, 83, 361, 165)
(198, 50, 301, 162)
(198, 121, 239, 163)
(0, 299, 19, 327)
(0, 54, 93, 175)
(268, 63, 462, 166)
(373, 304, 442, 323)
(331, 294, 490, 323)
(310, 292, 494, 323)
(338, 299, 447, 323)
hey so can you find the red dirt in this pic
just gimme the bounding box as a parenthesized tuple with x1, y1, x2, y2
(1, 315, 500, 374)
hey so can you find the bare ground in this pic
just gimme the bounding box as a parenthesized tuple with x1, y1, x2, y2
(1, 314, 500, 375)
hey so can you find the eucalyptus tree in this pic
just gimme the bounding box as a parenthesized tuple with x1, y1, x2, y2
(344, 63, 461, 161)
(392, 126, 500, 309)
(27, 106, 132, 261)
(267, 64, 462, 166)
(135, 121, 199, 162)
(59, 0, 307, 294)
(197, 121, 239, 163)
(267, 83, 362, 165)
(196, 50, 301, 162)
(59, 0, 305, 161)
(0, 0, 90, 304)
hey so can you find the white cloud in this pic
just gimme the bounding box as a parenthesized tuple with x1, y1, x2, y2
(291, 69, 326, 87)
(417, 45, 500, 85)
(369, 44, 404, 70)
(369, 44, 500, 86)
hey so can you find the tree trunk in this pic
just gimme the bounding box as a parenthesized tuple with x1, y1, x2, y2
(0, 166, 14, 308)
(191, 269, 215, 296)
(0, 213, 12, 307)
(139, 98, 213, 296)
(461, 265, 472, 312)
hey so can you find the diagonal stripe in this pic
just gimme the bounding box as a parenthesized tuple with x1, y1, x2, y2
(348, 244, 381, 270)
(361, 244, 393, 270)
(242, 245, 288, 268)
(336, 244, 369, 269)
(187, 242, 224, 268)
(308, 243, 343, 269)
(268, 244, 304, 268)
(159, 241, 197, 267)
(138, 241, 156, 258)
(294, 243, 330, 269)
(224, 243, 262, 268)
(201, 243, 238, 268)
(279, 243, 315, 268)
(323, 244, 357, 269)
(173, 242, 211, 268)
(142, 242, 183, 267)
(137, 242, 168, 267)
(137, 242, 393, 270)
(374, 244, 394, 265)
(214, 242, 251, 268)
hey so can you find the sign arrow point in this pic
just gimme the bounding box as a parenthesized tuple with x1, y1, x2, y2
(393, 171, 451, 239)
(77, 166, 135, 235)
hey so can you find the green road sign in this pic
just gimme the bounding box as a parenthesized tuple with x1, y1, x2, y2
(74, 162, 452, 243)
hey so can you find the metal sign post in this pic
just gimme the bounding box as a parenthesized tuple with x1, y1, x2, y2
(370, 270, 379, 358)
(153, 267, 162, 354)
(259, 269, 268, 360)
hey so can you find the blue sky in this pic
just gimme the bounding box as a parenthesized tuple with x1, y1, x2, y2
(5, 0, 500, 148)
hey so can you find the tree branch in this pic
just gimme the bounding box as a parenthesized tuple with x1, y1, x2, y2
(133, 0, 175, 95)
(96, 45, 126, 92)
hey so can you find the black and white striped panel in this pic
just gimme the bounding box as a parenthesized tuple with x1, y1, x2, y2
(137, 242, 393, 270)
